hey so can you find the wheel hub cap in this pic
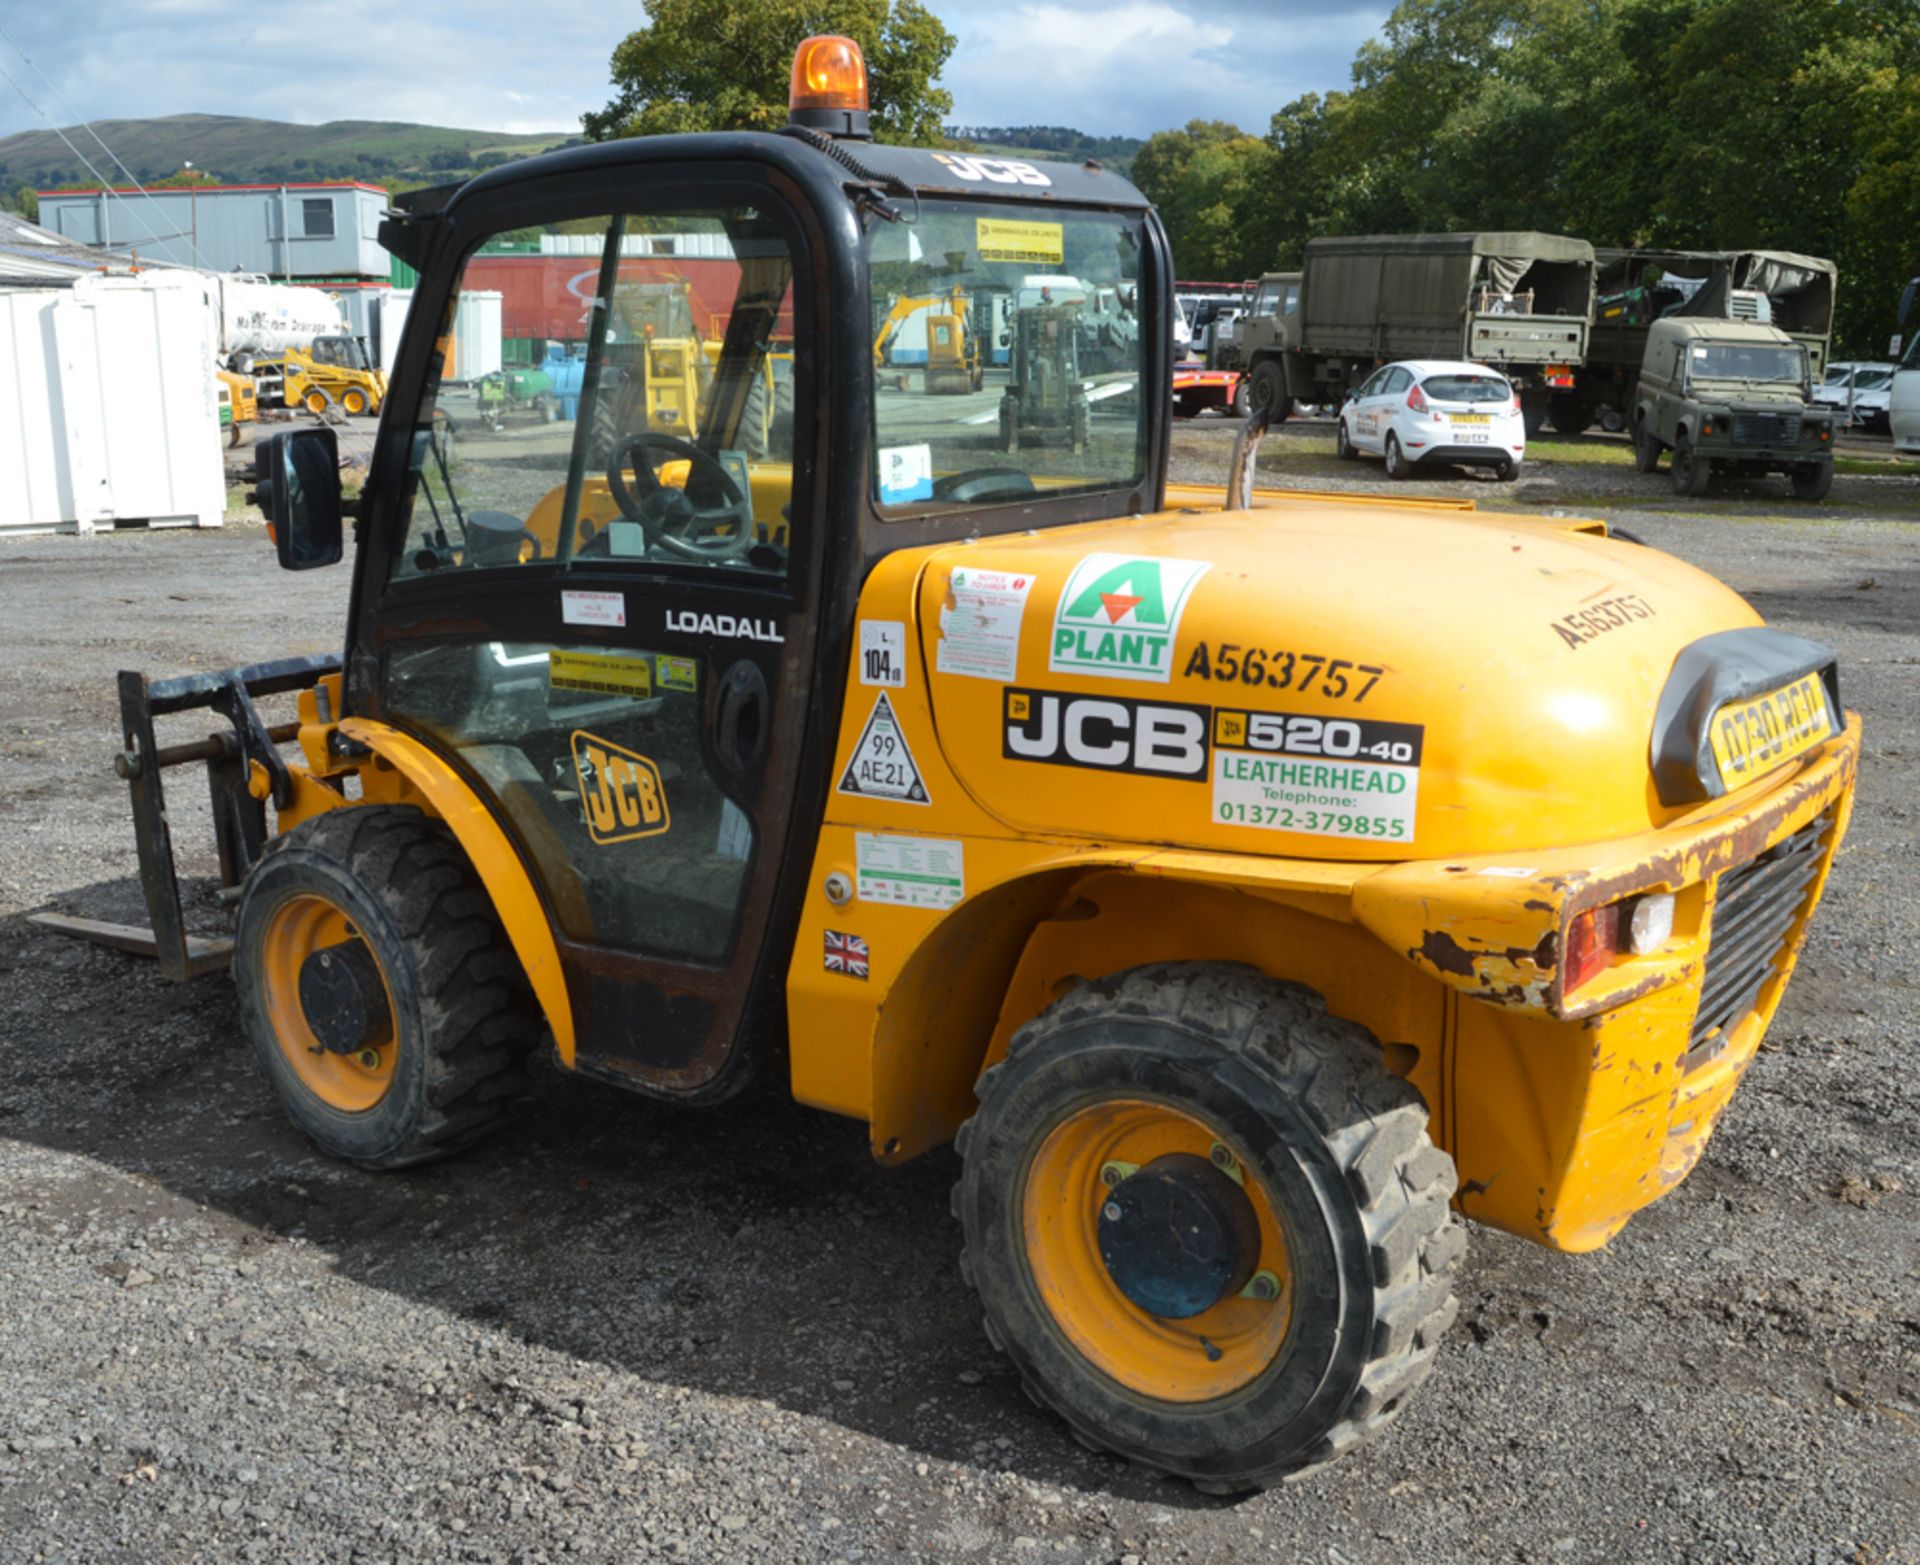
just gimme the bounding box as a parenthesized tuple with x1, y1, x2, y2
(1096, 1153, 1261, 1320)
(297, 940, 392, 1056)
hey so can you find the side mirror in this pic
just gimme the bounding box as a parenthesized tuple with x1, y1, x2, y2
(250, 428, 343, 571)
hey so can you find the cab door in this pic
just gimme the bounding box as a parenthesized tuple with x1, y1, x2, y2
(352, 173, 826, 1100)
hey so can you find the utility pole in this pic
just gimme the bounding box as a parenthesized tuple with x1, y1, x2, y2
(183, 160, 197, 266)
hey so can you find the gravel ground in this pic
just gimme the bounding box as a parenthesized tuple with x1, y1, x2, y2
(1, 436, 1917, 1563)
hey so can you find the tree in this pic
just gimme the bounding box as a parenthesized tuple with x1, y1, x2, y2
(584, 0, 956, 146)
(1130, 121, 1276, 279)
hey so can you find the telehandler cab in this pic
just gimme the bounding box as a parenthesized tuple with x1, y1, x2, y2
(57, 36, 1860, 1492)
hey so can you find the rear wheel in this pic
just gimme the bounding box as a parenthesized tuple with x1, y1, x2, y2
(226, 421, 243, 449)
(1229, 378, 1249, 417)
(1547, 394, 1591, 436)
(1790, 461, 1833, 501)
(1383, 433, 1411, 480)
(1632, 417, 1662, 473)
(954, 965, 1462, 1492)
(1672, 432, 1711, 497)
(235, 806, 539, 1170)
(1495, 457, 1520, 482)
(341, 388, 370, 416)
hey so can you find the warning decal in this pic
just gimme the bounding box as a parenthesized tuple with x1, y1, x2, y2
(837, 692, 930, 805)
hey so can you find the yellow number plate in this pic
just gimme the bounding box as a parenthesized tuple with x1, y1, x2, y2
(1450, 413, 1490, 425)
(1709, 673, 1831, 787)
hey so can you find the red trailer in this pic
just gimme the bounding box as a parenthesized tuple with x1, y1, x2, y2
(463, 255, 795, 345)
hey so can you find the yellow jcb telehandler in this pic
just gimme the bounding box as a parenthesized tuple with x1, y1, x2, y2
(48, 35, 1860, 1493)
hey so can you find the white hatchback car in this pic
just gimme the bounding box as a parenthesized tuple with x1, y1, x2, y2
(1336, 359, 1526, 481)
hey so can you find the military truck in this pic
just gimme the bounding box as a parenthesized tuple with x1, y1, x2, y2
(1632, 317, 1835, 499)
(1559, 249, 1837, 435)
(1215, 234, 1595, 433)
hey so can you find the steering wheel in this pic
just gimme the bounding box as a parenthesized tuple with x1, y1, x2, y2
(606, 433, 753, 562)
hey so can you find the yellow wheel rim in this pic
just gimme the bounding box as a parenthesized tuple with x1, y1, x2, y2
(343, 390, 367, 415)
(1023, 1098, 1293, 1402)
(305, 391, 328, 415)
(259, 893, 397, 1113)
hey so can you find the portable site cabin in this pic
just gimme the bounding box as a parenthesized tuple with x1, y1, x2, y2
(0, 266, 224, 535)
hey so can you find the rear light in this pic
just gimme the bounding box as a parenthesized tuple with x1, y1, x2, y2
(1565, 891, 1677, 991)
(1510, 392, 1522, 416)
(1407, 383, 1428, 412)
(1564, 903, 1621, 991)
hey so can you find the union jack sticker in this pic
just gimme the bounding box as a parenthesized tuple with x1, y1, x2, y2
(823, 929, 870, 980)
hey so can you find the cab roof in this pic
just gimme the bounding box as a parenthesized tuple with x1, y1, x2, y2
(1647, 317, 1796, 346)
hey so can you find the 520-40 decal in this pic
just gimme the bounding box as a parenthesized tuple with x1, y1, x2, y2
(1182, 643, 1387, 703)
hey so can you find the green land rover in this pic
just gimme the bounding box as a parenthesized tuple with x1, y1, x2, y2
(1632, 317, 1835, 499)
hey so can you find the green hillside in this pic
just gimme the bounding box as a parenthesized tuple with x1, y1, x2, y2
(0, 114, 578, 192)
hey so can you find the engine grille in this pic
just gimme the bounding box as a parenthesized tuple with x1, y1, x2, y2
(1730, 411, 1801, 446)
(1689, 813, 1831, 1058)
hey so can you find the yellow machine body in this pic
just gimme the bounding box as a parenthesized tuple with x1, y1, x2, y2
(271, 477, 1858, 1255)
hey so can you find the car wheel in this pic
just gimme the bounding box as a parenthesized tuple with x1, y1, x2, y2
(954, 964, 1462, 1492)
(1789, 461, 1833, 501)
(1383, 433, 1411, 481)
(1632, 418, 1662, 474)
(1230, 379, 1249, 418)
(1495, 458, 1519, 483)
(1671, 433, 1711, 497)
(1336, 419, 1356, 461)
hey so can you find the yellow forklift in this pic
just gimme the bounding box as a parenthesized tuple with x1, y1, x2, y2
(54, 35, 1860, 1492)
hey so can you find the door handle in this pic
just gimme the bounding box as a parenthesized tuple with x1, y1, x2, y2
(714, 660, 770, 776)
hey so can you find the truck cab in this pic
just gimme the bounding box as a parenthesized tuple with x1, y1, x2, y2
(1632, 317, 1835, 499)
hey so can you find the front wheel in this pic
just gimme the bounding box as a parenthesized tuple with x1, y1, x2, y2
(234, 806, 539, 1170)
(1383, 433, 1412, 480)
(1789, 461, 1833, 501)
(1336, 418, 1356, 461)
(955, 965, 1462, 1492)
(1249, 361, 1292, 423)
(1672, 433, 1711, 497)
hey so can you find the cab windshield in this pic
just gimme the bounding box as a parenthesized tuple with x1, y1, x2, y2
(1686, 342, 1807, 387)
(867, 198, 1147, 517)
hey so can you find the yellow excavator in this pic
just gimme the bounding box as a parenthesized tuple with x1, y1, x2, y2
(873, 287, 983, 393)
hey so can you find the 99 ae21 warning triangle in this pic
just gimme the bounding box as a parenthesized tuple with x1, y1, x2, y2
(836, 692, 930, 805)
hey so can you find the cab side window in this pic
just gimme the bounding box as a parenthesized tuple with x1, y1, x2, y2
(389, 207, 797, 586)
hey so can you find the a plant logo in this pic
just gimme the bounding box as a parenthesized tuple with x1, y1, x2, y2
(1049, 554, 1212, 683)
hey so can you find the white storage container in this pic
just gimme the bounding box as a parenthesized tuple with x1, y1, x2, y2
(452, 288, 502, 382)
(378, 289, 413, 375)
(0, 270, 224, 535)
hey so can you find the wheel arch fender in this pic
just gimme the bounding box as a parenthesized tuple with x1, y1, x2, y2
(863, 865, 1446, 1168)
(335, 716, 575, 1063)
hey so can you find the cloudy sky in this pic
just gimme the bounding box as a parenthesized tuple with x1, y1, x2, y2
(0, 2, 1386, 144)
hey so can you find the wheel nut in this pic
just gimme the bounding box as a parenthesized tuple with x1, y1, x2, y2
(1101, 1201, 1123, 1223)
(1100, 1163, 1125, 1188)
(356, 1048, 381, 1070)
(1245, 1270, 1280, 1302)
(1209, 1142, 1235, 1171)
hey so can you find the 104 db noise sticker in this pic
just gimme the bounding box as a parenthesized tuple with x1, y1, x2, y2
(838, 693, 929, 804)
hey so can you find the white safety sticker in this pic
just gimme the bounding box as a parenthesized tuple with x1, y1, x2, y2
(561, 589, 626, 628)
(838, 692, 930, 804)
(856, 831, 965, 909)
(937, 566, 1036, 682)
(1209, 708, 1424, 844)
(878, 443, 934, 504)
(860, 620, 907, 687)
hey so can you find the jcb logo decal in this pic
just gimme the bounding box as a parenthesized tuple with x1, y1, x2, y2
(931, 152, 1051, 187)
(1003, 688, 1209, 780)
(571, 731, 670, 845)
